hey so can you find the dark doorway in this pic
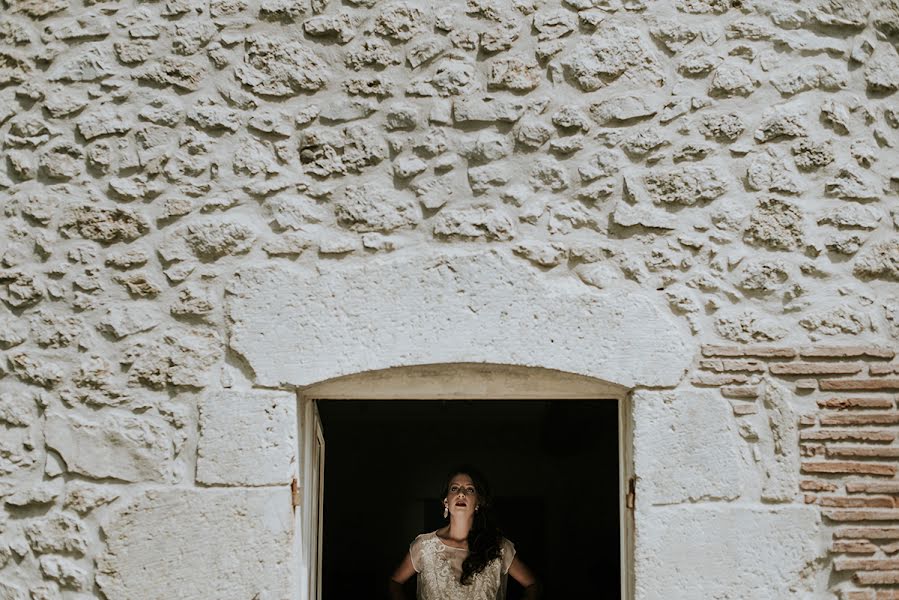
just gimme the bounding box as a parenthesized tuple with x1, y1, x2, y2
(318, 400, 621, 599)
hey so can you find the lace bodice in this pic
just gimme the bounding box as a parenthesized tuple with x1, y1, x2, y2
(409, 531, 516, 600)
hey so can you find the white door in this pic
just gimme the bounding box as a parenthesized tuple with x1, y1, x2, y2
(299, 399, 325, 600)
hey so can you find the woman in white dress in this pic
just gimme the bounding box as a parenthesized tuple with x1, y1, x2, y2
(389, 466, 542, 600)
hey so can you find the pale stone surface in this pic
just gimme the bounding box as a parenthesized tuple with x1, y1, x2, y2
(633, 390, 748, 505)
(96, 488, 296, 599)
(197, 390, 297, 486)
(45, 411, 174, 482)
(0, 0, 896, 595)
(634, 506, 825, 600)
(759, 378, 799, 502)
(226, 250, 693, 388)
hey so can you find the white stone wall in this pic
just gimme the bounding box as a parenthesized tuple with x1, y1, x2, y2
(1, 0, 898, 597)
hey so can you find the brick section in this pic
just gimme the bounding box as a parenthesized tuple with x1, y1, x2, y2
(695, 344, 899, 599)
(834, 541, 879, 553)
(835, 528, 899, 540)
(818, 497, 895, 509)
(821, 380, 899, 391)
(855, 571, 899, 585)
(802, 462, 897, 477)
(701, 344, 796, 358)
(824, 511, 899, 522)
(819, 414, 899, 426)
(834, 558, 899, 572)
(800, 430, 896, 443)
(770, 362, 864, 376)
(848, 483, 899, 494)
(799, 346, 896, 360)
(818, 398, 896, 410)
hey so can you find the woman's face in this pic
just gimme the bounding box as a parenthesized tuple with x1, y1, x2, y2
(444, 473, 479, 519)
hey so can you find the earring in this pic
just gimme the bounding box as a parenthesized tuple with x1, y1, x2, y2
(443, 505, 448, 518)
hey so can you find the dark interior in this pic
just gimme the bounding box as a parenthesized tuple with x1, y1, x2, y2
(318, 399, 621, 599)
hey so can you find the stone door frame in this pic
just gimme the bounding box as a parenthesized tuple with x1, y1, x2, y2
(299, 362, 635, 600)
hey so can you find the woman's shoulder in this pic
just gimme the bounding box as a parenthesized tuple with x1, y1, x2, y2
(499, 536, 516, 558)
(411, 530, 440, 546)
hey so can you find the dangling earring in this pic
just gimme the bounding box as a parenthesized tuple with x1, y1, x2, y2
(443, 505, 448, 518)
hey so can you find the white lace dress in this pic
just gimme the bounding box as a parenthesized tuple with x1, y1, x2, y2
(408, 531, 516, 600)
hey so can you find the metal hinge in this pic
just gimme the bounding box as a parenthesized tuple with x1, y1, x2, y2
(626, 477, 635, 509)
(291, 477, 301, 510)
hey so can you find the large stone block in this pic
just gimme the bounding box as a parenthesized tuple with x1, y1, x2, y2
(634, 506, 825, 599)
(96, 488, 296, 600)
(45, 411, 173, 483)
(226, 250, 693, 388)
(633, 390, 749, 504)
(197, 390, 297, 486)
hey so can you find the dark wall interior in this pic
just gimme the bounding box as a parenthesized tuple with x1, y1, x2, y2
(317, 400, 621, 600)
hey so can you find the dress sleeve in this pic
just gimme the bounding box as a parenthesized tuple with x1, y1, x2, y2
(409, 535, 423, 573)
(501, 537, 516, 575)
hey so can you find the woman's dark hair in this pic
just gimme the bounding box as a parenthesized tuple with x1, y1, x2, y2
(442, 465, 503, 585)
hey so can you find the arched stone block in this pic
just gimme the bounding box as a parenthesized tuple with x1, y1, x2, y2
(225, 250, 693, 388)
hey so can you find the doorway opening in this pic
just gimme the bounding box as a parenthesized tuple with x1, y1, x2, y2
(317, 399, 622, 599)
(296, 364, 633, 600)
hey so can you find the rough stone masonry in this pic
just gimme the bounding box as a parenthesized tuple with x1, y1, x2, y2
(0, 0, 898, 597)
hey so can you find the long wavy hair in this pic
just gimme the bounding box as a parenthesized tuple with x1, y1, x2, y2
(441, 465, 503, 585)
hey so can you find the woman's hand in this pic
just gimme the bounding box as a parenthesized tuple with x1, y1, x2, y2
(388, 551, 416, 600)
(508, 556, 542, 599)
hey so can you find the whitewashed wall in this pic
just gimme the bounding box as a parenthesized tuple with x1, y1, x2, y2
(1, 0, 898, 597)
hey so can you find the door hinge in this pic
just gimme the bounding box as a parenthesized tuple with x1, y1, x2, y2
(291, 477, 301, 510)
(626, 477, 635, 510)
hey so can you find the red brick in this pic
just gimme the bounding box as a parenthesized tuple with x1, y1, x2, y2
(818, 397, 896, 410)
(770, 362, 863, 375)
(833, 540, 879, 553)
(731, 403, 758, 416)
(801, 346, 896, 359)
(699, 358, 766, 372)
(848, 482, 899, 494)
(843, 592, 874, 600)
(801, 479, 838, 492)
(721, 384, 759, 398)
(884, 541, 899, 554)
(702, 344, 796, 358)
(827, 446, 899, 459)
(824, 510, 899, 522)
(821, 379, 899, 391)
(801, 429, 896, 442)
(803, 462, 897, 476)
(835, 558, 899, 571)
(876, 591, 899, 600)
(820, 414, 899, 426)
(691, 373, 750, 386)
(819, 496, 895, 509)
(871, 364, 899, 376)
(835, 527, 899, 539)
(855, 570, 899, 584)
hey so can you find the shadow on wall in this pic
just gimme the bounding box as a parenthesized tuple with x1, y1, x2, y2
(318, 399, 620, 600)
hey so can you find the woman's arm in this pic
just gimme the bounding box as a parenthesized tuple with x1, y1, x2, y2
(388, 551, 416, 600)
(507, 556, 542, 600)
